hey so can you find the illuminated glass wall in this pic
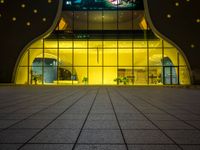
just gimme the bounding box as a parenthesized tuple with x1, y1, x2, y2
(16, 39, 190, 85)
(15, 1, 191, 85)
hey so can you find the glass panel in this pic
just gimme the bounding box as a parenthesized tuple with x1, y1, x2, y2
(179, 54, 188, 66)
(30, 39, 43, 48)
(149, 67, 163, 85)
(74, 49, 87, 66)
(134, 41, 147, 48)
(172, 67, 178, 84)
(163, 66, 178, 85)
(74, 11, 87, 30)
(104, 49, 117, 66)
(59, 49, 72, 66)
(75, 67, 88, 85)
(31, 66, 43, 85)
(43, 67, 58, 84)
(19, 52, 28, 67)
(89, 11, 102, 30)
(44, 49, 58, 67)
(29, 49, 43, 66)
(118, 11, 132, 30)
(58, 66, 73, 85)
(104, 41, 117, 48)
(59, 41, 72, 48)
(164, 48, 178, 66)
(89, 48, 102, 66)
(44, 40, 58, 48)
(103, 11, 117, 30)
(134, 48, 147, 66)
(149, 48, 162, 66)
(16, 67, 28, 84)
(134, 67, 147, 85)
(89, 41, 102, 49)
(104, 67, 117, 85)
(89, 67, 102, 85)
(74, 41, 87, 49)
(164, 41, 173, 48)
(118, 67, 133, 85)
(119, 49, 132, 66)
(133, 11, 144, 30)
(118, 41, 132, 48)
(148, 40, 162, 48)
(179, 67, 190, 85)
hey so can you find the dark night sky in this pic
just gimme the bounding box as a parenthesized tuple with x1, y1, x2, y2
(0, 0, 200, 83)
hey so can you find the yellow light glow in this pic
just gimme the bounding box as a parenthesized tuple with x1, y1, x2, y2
(56, 18, 68, 30)
(139, 17, 148, 30)
(16, 39, 191, 85)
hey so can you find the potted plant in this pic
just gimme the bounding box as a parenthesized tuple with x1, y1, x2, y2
(114, 77, 122, 85)
(82, 77, 88, 85)
(122, 77, 129, 85)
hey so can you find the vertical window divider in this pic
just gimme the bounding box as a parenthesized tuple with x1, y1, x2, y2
(132, 9, 134, 86)
(87, 10, 89, 85)
(102, 9, 104, 85)
(57, 23, 59, 85)
(177, 52, 180, 85)
(147, 36, 149, 85)
(162, 40, 165, 85)
(117, 5, 119, 85)
(72, 10, 75, 85)
(42, 39, 45, 85)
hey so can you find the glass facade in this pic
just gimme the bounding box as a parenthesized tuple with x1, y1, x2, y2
(15, 1, 191, 85)
(16, 39, 190, 85)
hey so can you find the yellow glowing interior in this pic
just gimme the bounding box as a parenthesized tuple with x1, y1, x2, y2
(16, 39, 190, 85)
(56, 17, 68, 31)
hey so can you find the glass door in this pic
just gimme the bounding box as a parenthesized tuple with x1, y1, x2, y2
(163, 66, 178, 85)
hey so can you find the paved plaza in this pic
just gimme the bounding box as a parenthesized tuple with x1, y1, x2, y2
(0, 86, 200, 150)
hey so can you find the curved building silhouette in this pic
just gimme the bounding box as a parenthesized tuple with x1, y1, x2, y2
(0, 0, 199, 85)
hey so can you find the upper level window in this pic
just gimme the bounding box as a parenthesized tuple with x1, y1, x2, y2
(63, 0, 144, 10)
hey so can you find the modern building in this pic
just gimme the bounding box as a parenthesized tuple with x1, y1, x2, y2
(1, 0, 199, 85)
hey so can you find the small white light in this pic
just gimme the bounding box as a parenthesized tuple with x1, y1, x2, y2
(66, 1, 72, 5)
(166, 14, 172, 19)
(26, 22, 31, 26)
(21, 4, 26, 8)
(12, 17, 17, 21)
(33, 9, 38, 13)
(42, 18, 47, 22)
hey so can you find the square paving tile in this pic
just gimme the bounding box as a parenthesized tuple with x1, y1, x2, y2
(88, 114, 116, 121)
(117, 113, 147, 121)
(74, 144, 127, 150)
(0, 120, 19, 129)
(78, 130, 124, 144)
(164, 130, 200, 144)
(47, 120, 83, 129)
(174, 114, 200, 121)
(119, 120, 157, 129)
(181, 145, 200, 150)
(0, 144, 21, 150)
(128, 144, 181, 150)
(186, 121, 200, 129)
(84, 120, 119, 129)
(3, 113, 31, 120)
(11, 119, 51, 129)
(58, 114, 86, 120)
(29, 113, 58, 120)
(152, 121, 194, 129)
(29, 129, 79, 143)
(123, 130, 173, 144)
(0, 129, 39, 143)
(146, 114, 178, 121)
(21, 144, 73, 150)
